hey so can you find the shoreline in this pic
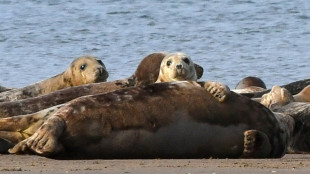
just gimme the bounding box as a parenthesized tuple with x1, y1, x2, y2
(1, 154, 310, 174)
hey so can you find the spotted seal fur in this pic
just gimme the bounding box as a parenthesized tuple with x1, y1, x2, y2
(6, 81, 290, 159)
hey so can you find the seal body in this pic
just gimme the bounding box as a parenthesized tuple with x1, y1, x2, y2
(0, 56, 108, 102)
(9, 81, 287, 159)
(156, 53, 197, 82)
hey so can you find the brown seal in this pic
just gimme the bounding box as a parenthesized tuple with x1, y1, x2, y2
(6, 81, 288, 159)
(0, 53, 204, 118)
(156, 52, 197, 82)
(233, 76, 267, 94)
(0, 56, 108, 102)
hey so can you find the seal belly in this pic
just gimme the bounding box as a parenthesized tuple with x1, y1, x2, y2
(62, 115, 247, 159)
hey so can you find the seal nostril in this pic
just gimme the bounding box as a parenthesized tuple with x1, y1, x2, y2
(176, 64, 182, 69)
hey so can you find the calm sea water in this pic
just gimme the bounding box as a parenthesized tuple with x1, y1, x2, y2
(0, 0, 309, 89)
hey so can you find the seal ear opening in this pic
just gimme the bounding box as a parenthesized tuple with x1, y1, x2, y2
(194, 64, 204, 79)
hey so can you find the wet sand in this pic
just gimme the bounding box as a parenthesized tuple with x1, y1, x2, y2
(0, 154, 310, 174)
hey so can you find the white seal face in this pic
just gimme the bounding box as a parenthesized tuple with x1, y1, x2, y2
(156, 52, 197, 82)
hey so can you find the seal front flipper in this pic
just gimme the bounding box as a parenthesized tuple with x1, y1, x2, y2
(204, 81, 230, 102)
(242, 130, 272, 158)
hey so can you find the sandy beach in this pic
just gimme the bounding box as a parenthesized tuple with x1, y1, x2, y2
(0, 154, 309, 174)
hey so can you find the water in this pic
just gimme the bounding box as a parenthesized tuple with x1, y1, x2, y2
(0, 0, 309, 89)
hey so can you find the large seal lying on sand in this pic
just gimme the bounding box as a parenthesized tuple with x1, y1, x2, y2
(0, 56, 108, 102)
(6, 81, 291, 159)
(156, 52, 197, 82)
(0, 52, 204, 118)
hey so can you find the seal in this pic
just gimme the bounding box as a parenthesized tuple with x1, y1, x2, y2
(233, 76, 267, 94)
(156, 52, 197, 82)
(293, 85, 310, 102)
(0, 55, 109, 102)
(134, 52, 203, 85)
(6, 81, 289, 159)
(258, 85, 310, 154)
(0, 53, 204, 118)
(255, 85, 310, 109)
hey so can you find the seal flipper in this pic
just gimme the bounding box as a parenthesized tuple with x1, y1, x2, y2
(242, 130, 272, 158)
(9, 116, 65, 156)
(204, 81, 230, 102)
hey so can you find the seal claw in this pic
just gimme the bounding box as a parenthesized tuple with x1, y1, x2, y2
(242, 130, 272, 158)
(204, 81, 230, 102)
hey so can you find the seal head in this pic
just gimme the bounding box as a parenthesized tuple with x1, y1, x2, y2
(63, 56, 109, 86)
(156, 52, 197, 82)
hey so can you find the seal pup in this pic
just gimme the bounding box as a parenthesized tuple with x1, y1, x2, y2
(8, 81, 289, 159)
(155, 52, 197, 83)
(0, 56, 108, 102)
(0, 53, 204, 118)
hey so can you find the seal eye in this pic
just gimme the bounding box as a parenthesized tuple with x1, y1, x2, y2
(80, 64, 87, 70)
(183, 58, 190, 65)
(166, 60, 172, 66)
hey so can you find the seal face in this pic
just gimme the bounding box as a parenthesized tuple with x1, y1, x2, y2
(156, 53, 197, 82)
(63, 56, 108, 86)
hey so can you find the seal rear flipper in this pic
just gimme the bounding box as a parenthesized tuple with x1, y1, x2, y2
(241, 130, 272, 158)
